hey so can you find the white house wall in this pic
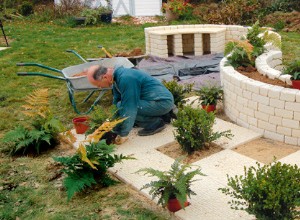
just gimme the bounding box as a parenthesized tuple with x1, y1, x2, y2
(54, 0, 162, 16)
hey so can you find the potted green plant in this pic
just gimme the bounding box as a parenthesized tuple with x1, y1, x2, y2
(283, 59, 300, 89)
(194, 85, 223, 112)
(98, 0, 113, 23)
(137, 157, 205, 212)
(219, 161, 300, 220)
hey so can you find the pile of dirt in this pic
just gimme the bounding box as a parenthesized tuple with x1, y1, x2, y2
(262, 11, 300, 32)
(114, 48, 144, 57)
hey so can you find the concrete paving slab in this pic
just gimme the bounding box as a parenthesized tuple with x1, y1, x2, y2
(0, 47, 9, 51)
(279, 150, 300, 166)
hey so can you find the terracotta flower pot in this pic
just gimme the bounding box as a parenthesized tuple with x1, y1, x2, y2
(201, 104, 216, 113)
(167, 198, 190, 212)
(73, 116, 89, 134)
(291, 80, 300, 89)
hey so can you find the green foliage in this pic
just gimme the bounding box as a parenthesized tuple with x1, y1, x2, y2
(172, 105, 232, 154)
(195, 85, 223, 106)
(225, 21, 281, 68)
(162, 80, 193, 107)
(283, 60, 300, 80)
(86, 105, 117, 135)
(53, 141, 133, 201)
(1, 89, 63, 156)
(219, 161, 300, 220)
(137, 157, 205, 208)
(18, 1, 33, 16)
(80, 8, 99, 25)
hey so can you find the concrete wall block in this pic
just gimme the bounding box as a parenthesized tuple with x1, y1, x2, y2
(239, 112, 248, 122)
(269, 98, 285, 108)
(268, 86, 283, 99)
(255, 111, 270, 122)
(243, 90, 252, 99)
(258, 120, 277, 132)
(282, 118, 299, 129)
(236, 118, 249, 128)
(280, 89, 296, 102)
(252, 93, 270, 105)
(259, 84, 271, 96)
(292, 129, 300, 138)
(269, 115, 282, 126)
(275, 108, 293, 119)
(294, 112, 300, 120)
(246, 81, 260, 93)
(285, 136, 298, 145)
(243, 107, 255, 117)
(237, 95, 248, 106)
(258, 103, 275, 115)
(296, 91, 300, 102)
(264, 130, 284, 142)
(248, 116, 257, 126)
(266, 69, 281, 79)
(249, 125, 264, 134)
(277, 126, 292, 136)
(248, 100, 258, 110)
(285, 101, 300, 112)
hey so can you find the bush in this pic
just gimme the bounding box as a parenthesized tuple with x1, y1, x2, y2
(172, 105, 232, 154)
(283, 60, 300, 80)
(219, 161, 300, 220)
(162, 80, 193, 107)
(18, 1, 34, 16)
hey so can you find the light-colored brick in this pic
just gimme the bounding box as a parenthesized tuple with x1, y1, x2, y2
(282, 118, 300, 129)
(292, 129, 300, 138)
(258, 103, 274, 115)
(280, 89, 296, 102)
(269, 115, 282, 126)
(248, 116, 258, 126)
(277, 126, 292, 136)
(275, 108, 293, 119)
(269, 98, 285, 108)
(258, 120, 277, 132)
(268, 86, 283, 98)
(255, 111, 269, 122)
(294, 112, 300, 120)
(285, 102, 300, 112)
(264, 130, 284, 142)
(285, 136, 298, 145)
(252, 93, 270, 105)
(248, 100, 258, 110)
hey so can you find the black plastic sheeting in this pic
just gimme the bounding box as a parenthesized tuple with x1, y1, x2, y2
(136, 53, 223, 90)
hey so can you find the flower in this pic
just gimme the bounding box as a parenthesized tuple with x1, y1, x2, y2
(162, 0, 193, 16)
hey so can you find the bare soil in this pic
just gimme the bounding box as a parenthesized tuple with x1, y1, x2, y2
(157, 141, 224, 164)
(234, 138, 299, 164)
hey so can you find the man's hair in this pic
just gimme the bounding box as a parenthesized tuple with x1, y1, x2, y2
(93, 66, 108, 80)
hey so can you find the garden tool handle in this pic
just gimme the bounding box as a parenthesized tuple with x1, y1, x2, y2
(16, 63, 25, 66)
(97, 45, 113, 58)
(17, 72, 29, 75)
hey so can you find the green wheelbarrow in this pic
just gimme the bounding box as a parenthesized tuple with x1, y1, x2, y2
(17, 50, 134, 115)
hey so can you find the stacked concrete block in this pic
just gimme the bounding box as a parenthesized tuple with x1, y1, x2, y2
(173, 34, 183, 56)
(210, 31, 226, 54)
(221, 54, 300, 146)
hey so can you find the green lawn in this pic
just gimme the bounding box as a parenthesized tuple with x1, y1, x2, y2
(0, 19, 300, 220)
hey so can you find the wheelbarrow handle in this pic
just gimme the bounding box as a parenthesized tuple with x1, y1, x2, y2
(66, 49, 88, 63)
(17, 72, 66, 81)
(16, 62, 62, 74)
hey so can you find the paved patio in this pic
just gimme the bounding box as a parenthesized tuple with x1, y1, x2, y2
(73, 104, 300, 220)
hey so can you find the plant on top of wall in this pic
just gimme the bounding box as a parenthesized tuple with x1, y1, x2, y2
(282, 59, 300, 89)
(219, 161, 300, 220)
(224, 21, 281, 69)
(172, 105, 232, 154)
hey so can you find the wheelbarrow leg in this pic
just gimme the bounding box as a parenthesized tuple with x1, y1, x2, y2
(83, 91, 96, 103)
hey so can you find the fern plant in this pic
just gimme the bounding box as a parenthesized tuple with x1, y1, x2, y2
(137, 157, 205, 209)
(54, 118, 133, 201)
(54, 141, 132, 201)
(1, 89, 63, 155)
(172, 105, 232, 154)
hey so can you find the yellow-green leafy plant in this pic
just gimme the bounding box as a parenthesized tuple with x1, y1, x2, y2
(219, 161, 300, 220)
(1, 89, 64, 155)
(53, 118, 134, 201)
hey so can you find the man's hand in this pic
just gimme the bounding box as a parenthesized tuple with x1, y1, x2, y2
(101, 131, 118, 145)
(114, 135, 128, 145)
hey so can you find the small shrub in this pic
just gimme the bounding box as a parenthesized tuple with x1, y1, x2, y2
(162, 80, 193, 107)
(195, 85, 223, 106)
(80, 8, 99, 25)
(172, 105, 232, 154)
(219, 161, 300, 220)
(18, 1, 34, 16)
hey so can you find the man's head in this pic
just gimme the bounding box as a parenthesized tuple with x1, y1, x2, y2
(87, 65, 113, 88)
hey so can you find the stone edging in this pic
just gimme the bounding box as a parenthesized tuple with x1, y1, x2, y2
(220, 56, 300, 146)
